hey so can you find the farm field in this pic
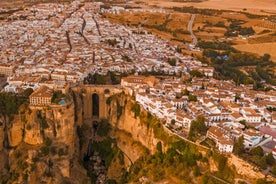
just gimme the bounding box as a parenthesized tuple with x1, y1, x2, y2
(134, 0, 276, 15)
(105, 12, 193, 44)
(234, 42, 276, 62)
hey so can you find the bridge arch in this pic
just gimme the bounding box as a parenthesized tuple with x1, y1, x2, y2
(92, 93, 99, 118)
(74, 85, 122, 120)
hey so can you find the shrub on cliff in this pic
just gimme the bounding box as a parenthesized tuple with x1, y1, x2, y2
(40, 146, 49, 157)
(116, 99, 123, 119)
(97, 120, 111, 137)
(126, 139, 206, 183)
(91, 138, 116, 168)
(131, 103, 140, 118)
(44, 137, 52, 146)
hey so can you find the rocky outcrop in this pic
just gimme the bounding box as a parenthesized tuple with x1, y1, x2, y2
(228, 154, 264, 179)
(8, 115, 24, 147)
(110, 129, 147, 164)
(107, 94, 160, 154)
(0, 98, 89, 184)
(23, 109, 44, 145)
(43, 103, 76, 153)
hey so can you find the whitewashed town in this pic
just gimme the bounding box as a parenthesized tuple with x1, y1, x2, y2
(1, 0, 276, 160)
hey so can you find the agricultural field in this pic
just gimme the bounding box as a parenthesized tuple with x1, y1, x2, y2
(104, 11, 192, 44)
(234, 42, 276, 61)
(134, 0, 276, 15)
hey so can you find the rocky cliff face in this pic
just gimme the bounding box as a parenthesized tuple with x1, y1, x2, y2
(107, 93, 161, 158)
(8, 103, 76, 150)
(0, 100, 88, 184)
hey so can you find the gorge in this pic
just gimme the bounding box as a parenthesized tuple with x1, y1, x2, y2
(0, 85, 274, 184)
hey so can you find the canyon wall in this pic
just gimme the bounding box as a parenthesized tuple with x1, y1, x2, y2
(1, 100, 88, 184)
(107, 93, 161, 159)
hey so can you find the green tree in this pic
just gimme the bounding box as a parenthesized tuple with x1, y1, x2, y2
(0, 92, 22, 148)
(182, 89, 190, 96)
(213, 152, 227, 171)
(167, 58, 176, 66)
(256, 178, 270, 184)
(95, 73, 106, 84)
(23, 88, 34, 98)
(189, 116, 207, 141)
(266, 153, 275, 166)
(108, 71, 119, 84)
(262, 53, 271, 62)
(233, 136, 245, 155)
(250, 146, 264, 157)
(188, 94, 197, 102)
(171, 119, 176, 125)
(259, 156, 267, 170)
(131, 103, 140, 118)
(271, 165, 276, 175)
(156, 141, 163, 154)
(51, 90, 65, 104)
(189, 70, 203, 78)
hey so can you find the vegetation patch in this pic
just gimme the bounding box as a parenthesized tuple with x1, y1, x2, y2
(124, 139, 208, 183)
(140, 112, 176, 145)
(200, 137, 216, 148)
(97, 120, 111, 137)
(0, 90, 32, 123)
(212, 152, 235, 182)
(91, 138, 117, 168)
(188, 116, 207, 141)
(131, 102, 140, 118)
(201, 42, 276, 88)
(51, 90, 66, 104)
(116, 99, 123, 119)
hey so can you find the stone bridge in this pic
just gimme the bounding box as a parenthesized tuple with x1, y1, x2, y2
(73, 85, 122, 120)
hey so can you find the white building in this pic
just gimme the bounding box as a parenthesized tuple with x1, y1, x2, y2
(206, 126, 234, 153)
(242, 129, 262, 148)
(240, 108, 262, 123)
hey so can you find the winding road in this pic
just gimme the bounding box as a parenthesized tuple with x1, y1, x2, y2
(188, 14, 198, 46)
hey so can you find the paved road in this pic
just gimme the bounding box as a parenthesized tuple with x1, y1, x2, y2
(234, 178, 252, 184)
(188, 14, 198, 46)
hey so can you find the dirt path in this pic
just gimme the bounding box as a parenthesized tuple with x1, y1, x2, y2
(188, 14, 197, 46)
